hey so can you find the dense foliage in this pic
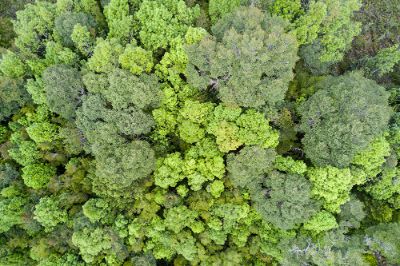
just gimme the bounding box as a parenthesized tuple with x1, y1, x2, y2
(0, 0, 399, 265)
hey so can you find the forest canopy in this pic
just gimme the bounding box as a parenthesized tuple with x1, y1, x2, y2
(0, 0, 399, 265)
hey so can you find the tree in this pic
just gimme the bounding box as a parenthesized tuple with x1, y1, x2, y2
(207, 180, 224, 198)
(0, 187, 27, 233)
(155, 27, 206, 87)
(72, 225, 127, 264)
(42, 65, 84, 120)
(21, 163, 56, 189)
(300, 0, 362, 64)
(71, 23, 94, 56)
(154, 138, 225, 191)
(35, 253, 84, 266)
(307, 166, 354, 213)
(93, 140, 156, 198)
(0, 51, 25, 78)
(54, 12, 96, 47)
(208, 0, 241, 24)
(348, 0, 400, 72)
(105, 69, 161, 111)
(26, 121, 59, 144)
(76, 69, 160, 146)
(119, 44, 153, 75)
(337, 197, 365, 231)
(0, 164, 19, 189)
(25, 78, 46, 105)
(163, 205, 200, 233)
(363, 167, 400, 201)
(0, 17, 15, 48)
(0, 77, 29, 122)
(87, 38, 123, 73)
(351, 135, 391, 179)
(103, 0, 133, 43)
(251, 171, 320, 230)
(186, 7, 298, 111)
(274, 155, 307, 175)
(8, 139, 41, 166)
(270, 0, 303, 22)
(135, 0, 200, 51)
(299, 72, 391, 168)
(207, 105, 279, 152)
(293, 1, 326, 45)
(33, 196, 68, 231)
(177, 100, 214, 144)
(280, 230, 368, 266)
(13, 1, 56, 55)
(364, 223, 400, 264)
(303, 210, 338, 233)
(226, 146, 276, 188)
(364, 44, 400, 78)
(299, 41, 335, 75)
(82, 198, 114, 224)
(27, 41, 79, 77)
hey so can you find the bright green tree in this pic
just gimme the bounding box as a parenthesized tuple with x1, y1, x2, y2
(208, 0, 241, 24)
(87, 38, 123, 73)
(297, 0, 361, 64)
(135, 0, 200, 51)
(307, 166, 354, 213)
(119, 44, 153, 75)
(303, 210, 338, 233)
(13, 1, 56, 54)
(0, 51, 26, 78)
(103, 0, 133, 43)
(365, 44, 400, 77)
(26, 121, 59, 144)
(72, 225, 126, 264)
(82, 198, 114, 224)
(0, 186, 27, 233)
(21, 163, 56, 189)
(33, 196, 68, 231)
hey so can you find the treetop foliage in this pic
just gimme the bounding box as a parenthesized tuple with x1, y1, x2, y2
(186, 7, 298, 111)
(0, 0, 398, 265)
(300, 72, 391, 168)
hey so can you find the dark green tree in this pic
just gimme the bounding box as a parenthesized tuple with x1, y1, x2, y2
(93, 140, 156, 198)
(76, 70, 161, 148)
(280, 230, 368, 266)
(54, 12, 96, 47)
(0, 77, 29, 122)
(42, 65, 84, 120)
(251, 171, 320, 230)
(299, 72, 391, 168)
(186, 7, 298, 111)
(226, 146, 276, 188)
(0, 164, 19, 189)
(365, 223, 400, 264)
